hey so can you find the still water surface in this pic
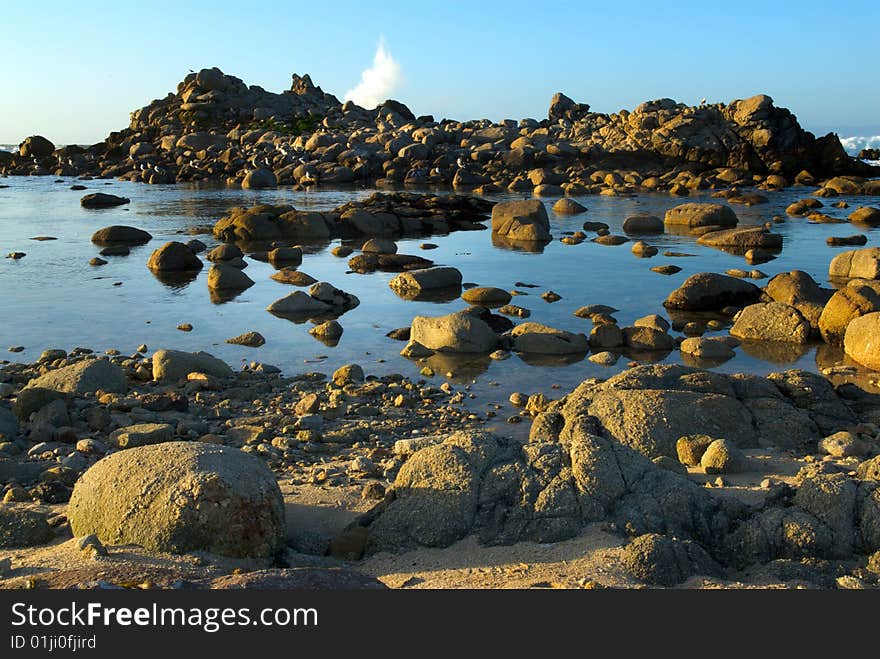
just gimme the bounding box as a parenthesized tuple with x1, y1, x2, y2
(1, 176, 877, 415)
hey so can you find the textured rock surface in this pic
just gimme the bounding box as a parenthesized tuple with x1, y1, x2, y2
(68, 442, 285, 557)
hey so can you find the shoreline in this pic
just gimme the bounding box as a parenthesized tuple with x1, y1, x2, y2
(1, 344, 879, 589)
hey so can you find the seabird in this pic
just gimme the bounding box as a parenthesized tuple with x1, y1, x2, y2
(456, 156, 467, 168)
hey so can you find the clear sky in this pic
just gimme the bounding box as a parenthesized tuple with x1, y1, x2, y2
(1, 0, 878, 145)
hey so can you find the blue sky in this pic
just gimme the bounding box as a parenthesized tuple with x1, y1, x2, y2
(1, 0, 878, 144)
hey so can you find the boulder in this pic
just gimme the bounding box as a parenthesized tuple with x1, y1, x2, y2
(68, 442, 285, 558)
(266, 291, 331, 317)
(621, 533, 721, 586)
(388, 267, 462, 296)
(241, 168, 277, 189)
(849, 206, 880, 225)
(18, 135, 55, 159)
(730, 302, 811, 343)
(552, 198, 587, 215)
(411, 309, 498, 353)
(90, 226, 152, 246)
(206, 244, 243, 262)
(308, 282, 359, 310)
(843, 312, 880, 371)
(361, 238, 398, 254)
(461, 287, 512, 306)
(676, 435, 715, 466)
(622, 326, 675, 352)
(80, 193, 130, 208)
(151, 349, 233, 381)
(490, 200, 551, 242)
(109, 423, 174, 449)
(664, 203, 738, 229)
(207, 264, 254, 290)
(700, 438, 746, 474)
(510, 322, 588, 354)
(226, 331, 266, 347)
(147, 241, 204, 272)
(623, 215, 664, 234)
(818, 284, 880, 344)
(764, 271, 831, 330)
(697, 227, 782, 251)
(664, 273, 761, 311)
(26, 358, 127, 395)
(829, 248, 880, 280)
(267, 246, 303, 267)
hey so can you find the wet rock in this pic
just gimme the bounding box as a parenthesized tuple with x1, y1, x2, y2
(91, 226, 152, 246)
(623, 214, 664, 234)
(552, 198, 587, 215)
(849, 206, 880, 225)
(730, 302, 811, 343)
(697, 226, 782, 250)
(664, 273, 761, 311)
(361, 238, 398, 254)
(208, 264, 255, 291)
(389, 267, 463, 297)
(147, 241, 204, 272)
(241, 168, 277, 189)
(622, 326, 675, 352)
(510, 322, 588, 355)
(80, 193, 130, 208)
(764, 270, 831, 330)
(226, 331, 266, 347)
(309, 320, 343, 342)
(206, 244, 243, 262)
(270, 268, 317, 286)
(266, 291, 330, 317)
(491, 200, 551, 242)
(68, 442, 285, 557)
(462, 287, 511, 307)
(411, 309, 499, 354)
(664, 203, 738, 229)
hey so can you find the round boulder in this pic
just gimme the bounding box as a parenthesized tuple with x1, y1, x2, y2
(147, 241, 204, 272)
(623, 214, 664, 234)
(844, 312, 880, 371)
(91, 226, 152, 246)
(68, 442, 285, 558)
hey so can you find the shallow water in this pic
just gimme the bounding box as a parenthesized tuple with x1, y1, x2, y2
(0, 175, 878, 422)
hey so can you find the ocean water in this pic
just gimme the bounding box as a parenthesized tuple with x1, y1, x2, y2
(0, 176, 878, 419)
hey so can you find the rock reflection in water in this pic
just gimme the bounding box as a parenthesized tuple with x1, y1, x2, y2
(490, 233, 549, 253)
(390, 285, 463, 303)
(738, 339, 811, 364)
